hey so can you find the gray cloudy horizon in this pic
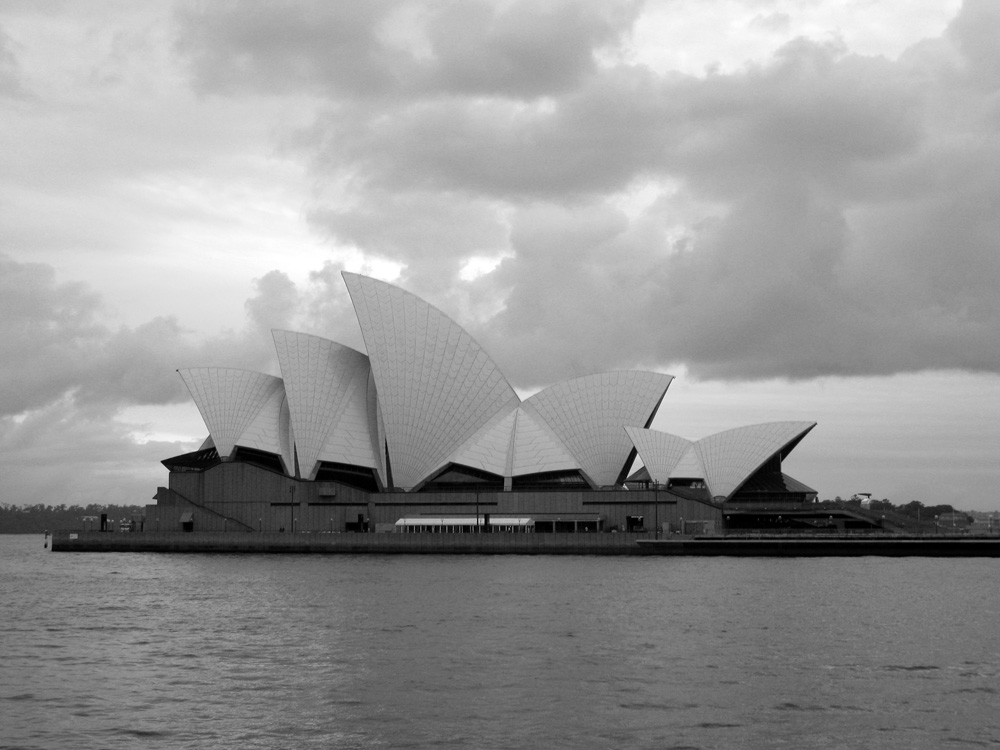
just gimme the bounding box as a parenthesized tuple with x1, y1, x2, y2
(1, 0, 998, 510)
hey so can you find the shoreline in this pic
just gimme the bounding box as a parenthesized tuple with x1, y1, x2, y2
(50, 530, 1000, 556)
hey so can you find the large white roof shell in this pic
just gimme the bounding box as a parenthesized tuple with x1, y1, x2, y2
(177, 368, 286, 461)
(693, 421, 816, 500)
(272, 330, 377, 480)
(343, 272, 520, 489)
(521, 371, 673, 487)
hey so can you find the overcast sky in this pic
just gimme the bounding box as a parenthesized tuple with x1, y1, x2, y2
(2, 0, 999, 512)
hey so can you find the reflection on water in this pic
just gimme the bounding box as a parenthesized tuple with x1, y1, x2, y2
(2, 535, 999, 749)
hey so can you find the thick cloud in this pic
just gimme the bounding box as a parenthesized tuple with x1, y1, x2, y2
(194, 0, 995, 386)
(176, 0, 639, 99)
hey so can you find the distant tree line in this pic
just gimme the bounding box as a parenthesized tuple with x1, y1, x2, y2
(0, 503, 146, 534)
(819, 497, 972, 525)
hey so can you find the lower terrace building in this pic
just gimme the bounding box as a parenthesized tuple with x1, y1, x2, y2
(149, 272, 826, 535)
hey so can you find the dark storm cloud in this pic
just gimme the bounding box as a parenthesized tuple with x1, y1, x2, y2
(177, 0, 1000, 387)
(176, 0, 407, 98)
(420, 0, 640, 97)
(176, 0, 639, 99)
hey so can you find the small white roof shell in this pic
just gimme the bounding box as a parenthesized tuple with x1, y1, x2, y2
(178, 368, 285, 461)
(694, 421, 816, 500)
(623, 427, 694, 484)
(625, 421, 816, 500)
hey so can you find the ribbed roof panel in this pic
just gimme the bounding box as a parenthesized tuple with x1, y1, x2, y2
(343, 272, 520, 489)
(510, 407, 580, 477)
(694, 421, 817, 500)
(272, 330, 376, 480)
(444, 405, 519, 477)
(236, 382, 293, 472)
(522, 371, 674, 487)
(366, 369, 387, 487)
(624, 427, 694, 485)
(671, 446, 705, 480)
(178, 368, 284, 460)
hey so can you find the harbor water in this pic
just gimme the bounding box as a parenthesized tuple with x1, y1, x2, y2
(2, 534, 998, 749)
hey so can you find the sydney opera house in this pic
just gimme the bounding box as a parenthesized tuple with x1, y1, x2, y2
(148, 272, 821, 535)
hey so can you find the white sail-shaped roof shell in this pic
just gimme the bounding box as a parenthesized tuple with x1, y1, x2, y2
(343, 272, 520, 490)
(235, 379, 294, 473)
(178, 368, 287, 462)
(509, 407, 580, 477)
(441, 404, 582, 482)
(272, 330, 377, 481)
(693, 421, 816, 500)
(671, 446, 705, 480)
(623, 427, 694, 485)
(443, 405, 519, 477)
(521, 371, 673, 487)
(366, 369, 387, 486)
(626, 421, 816, 500)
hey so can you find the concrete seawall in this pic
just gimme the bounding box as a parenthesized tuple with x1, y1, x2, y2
(52, 530, 643, 554)
(636, 537, 1000, 557)
(51, 531, 1000, 556)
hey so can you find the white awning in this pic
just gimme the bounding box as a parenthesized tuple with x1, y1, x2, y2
(394, 517, 533, 527)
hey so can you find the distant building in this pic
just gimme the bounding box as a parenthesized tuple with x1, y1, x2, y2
(852, 493, 873, 509)
(150, 272, 820, 534)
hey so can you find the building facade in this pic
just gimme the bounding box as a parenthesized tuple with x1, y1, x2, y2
(150, 272, 817, 534)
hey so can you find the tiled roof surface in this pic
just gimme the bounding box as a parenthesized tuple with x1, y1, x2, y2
(272, 330, 376, 480)
(693, 421, 816, 500)
(623, 427, 693, 484)
(366, 369, 387, 487)
(177, 368, 285, 459)
(343, 272, 520, 489)
(522, 371, 673, 486)
(235, 380, 294, 472)
(671, 446, 706, 480)
(510, 407, 580, 477)
(444, 405, 519, 477)
(626, 422, 816, 500)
